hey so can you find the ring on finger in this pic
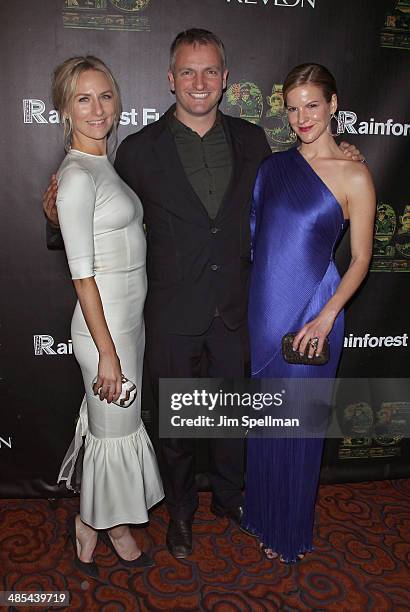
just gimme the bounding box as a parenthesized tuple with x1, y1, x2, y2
(310, 337, 319, 350)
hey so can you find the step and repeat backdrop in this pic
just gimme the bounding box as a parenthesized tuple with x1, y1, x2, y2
(1, 0, 409, 497)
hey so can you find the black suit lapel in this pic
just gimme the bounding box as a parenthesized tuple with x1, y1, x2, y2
(216, 114, 245, 221)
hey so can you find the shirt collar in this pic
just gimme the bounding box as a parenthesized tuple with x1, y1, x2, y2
(168, 110, 223, 138)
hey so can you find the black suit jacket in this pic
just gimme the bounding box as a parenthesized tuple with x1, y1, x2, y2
(114, 106, 271, 335)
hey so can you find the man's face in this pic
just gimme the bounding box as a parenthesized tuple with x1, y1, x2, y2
(168, 42, 228, 123)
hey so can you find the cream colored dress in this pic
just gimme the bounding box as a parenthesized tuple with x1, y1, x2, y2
(57, 149, 163, 529)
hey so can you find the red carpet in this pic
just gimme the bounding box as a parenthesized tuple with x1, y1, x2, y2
(1, 480, 409, 611)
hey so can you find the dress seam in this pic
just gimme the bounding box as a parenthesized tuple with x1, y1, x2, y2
(85, 422, 143, 442)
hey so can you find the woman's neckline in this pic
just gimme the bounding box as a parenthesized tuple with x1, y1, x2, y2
(70, 148, 107, 159)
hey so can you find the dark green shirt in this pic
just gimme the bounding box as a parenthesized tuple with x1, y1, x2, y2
(168, 112, 232, 219)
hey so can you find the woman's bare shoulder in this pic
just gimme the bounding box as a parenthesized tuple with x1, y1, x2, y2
(340, 158, 373, 186)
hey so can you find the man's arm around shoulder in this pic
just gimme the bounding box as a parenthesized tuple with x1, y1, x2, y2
(46, 220, 65, 250)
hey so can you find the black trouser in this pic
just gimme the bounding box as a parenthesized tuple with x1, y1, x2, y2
(146, 316, 246, 521)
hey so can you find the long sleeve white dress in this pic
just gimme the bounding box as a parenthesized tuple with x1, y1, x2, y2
(56, 149, 164, 530)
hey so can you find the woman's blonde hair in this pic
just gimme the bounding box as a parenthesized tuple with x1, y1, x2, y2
(52, 56, 122, 151)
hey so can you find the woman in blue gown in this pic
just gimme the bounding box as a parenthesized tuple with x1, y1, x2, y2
(243, 64, 375, 563)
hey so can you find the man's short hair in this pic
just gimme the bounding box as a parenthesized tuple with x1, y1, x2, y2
(169, 28, 227, 71)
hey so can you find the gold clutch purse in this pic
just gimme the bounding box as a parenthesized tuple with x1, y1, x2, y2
(281, 333, 330, 366)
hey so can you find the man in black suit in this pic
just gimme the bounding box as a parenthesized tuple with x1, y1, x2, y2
(113, 30, 270, 558)
(44, 29, 362, 558)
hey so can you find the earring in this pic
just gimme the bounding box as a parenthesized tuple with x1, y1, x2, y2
(328, 112, 340, 137)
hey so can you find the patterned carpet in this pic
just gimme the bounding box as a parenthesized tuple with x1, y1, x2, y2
(1, 480, 409, 611)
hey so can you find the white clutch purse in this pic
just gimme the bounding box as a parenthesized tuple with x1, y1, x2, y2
(92, 375, 137, 408)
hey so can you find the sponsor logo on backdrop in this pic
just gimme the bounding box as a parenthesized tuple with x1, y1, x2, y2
(226, 0, 316, 7)
(222, 81, 410, 151)
(226, 82, 296, 151)
(343, 333, 408, 348)
(24, 96, 409, 146)
(380, 0, 409, 50)
(34, 335, 73, 356)
(23, 100, 160, 127)
(0, 436, 12, 450)
(63, 0, 151, 32)
(337, 112, 409, 137)
(223, 81, 409, 152)
(371, 203, 410, 272)
(339, 401, 409, 460)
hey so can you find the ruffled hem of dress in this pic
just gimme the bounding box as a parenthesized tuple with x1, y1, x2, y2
(80, 425, 164, 528)
(57, 396, 88, 492)
(57, 397, 164, 529)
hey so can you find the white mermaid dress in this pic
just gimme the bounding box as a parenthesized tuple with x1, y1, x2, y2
(56, 149, 164, 529)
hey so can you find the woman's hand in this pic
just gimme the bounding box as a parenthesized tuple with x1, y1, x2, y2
(93, 352, 122, 404)
(292, 310, 336, 358)
(73, 277, 123, 404)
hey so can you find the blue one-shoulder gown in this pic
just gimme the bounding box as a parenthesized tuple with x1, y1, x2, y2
(243, 148, 348, 562)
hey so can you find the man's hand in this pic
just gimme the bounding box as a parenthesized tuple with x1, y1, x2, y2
(339, 141, 365, 162)
(42, 174, 59, 227)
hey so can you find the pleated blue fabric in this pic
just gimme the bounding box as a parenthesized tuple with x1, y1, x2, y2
(243, 148, 348, 562)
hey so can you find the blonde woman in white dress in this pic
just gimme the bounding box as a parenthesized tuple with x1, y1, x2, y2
(52, 56, 163, 579)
